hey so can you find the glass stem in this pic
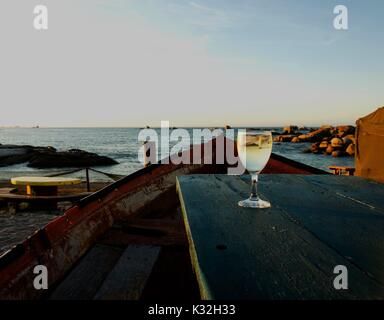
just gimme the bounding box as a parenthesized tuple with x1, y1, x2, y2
(250, 173, 259, 201)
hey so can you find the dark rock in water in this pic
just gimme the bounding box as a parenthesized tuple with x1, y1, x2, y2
(0, 152, 32, 166)
(274, 124, 356, 158)
(325, 145, 334, 155)
(0, 145, 36, 167)
(309, 142, 321, 154)
(297, 126, 332, 142)
(342, 134, 355, 146)
(346, 143, 355, 156)
(28, 150, 117, 168)
(319, 141, 328, 149)
(273, 134, 296, 142)
(282, 125, 298, 134)
(0, 144, 118, 168)
(330, 137, 344, 148)
(332, 150, 346, 157)
(330, 128, 338, 135)
(336, 125, 355, 136)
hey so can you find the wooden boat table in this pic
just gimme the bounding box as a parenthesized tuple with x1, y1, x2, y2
(176, 174, 384, 300)
(11, 176, 81, 196)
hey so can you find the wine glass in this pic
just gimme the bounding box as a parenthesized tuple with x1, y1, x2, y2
(237, 129, 272, 208)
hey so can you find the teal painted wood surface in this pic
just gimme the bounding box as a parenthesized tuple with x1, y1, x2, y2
(176, 174, 384, 300)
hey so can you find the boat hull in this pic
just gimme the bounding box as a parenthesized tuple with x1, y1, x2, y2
(0, 139, 326, 300)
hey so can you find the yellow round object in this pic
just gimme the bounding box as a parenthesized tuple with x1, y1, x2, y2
(11, 176, 82, 186)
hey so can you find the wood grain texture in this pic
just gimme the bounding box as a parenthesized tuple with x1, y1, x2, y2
(49, 244, 123, 300)
(298, 174, 384, 212)
(0, 188, 17, 194)
(97, 218, 188, 247)
(239, 174, 384, 283)
(94, 245, 160, 300)
(177, 174, 384, 300)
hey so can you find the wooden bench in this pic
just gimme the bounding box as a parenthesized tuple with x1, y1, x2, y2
(49, 244, 123, 300)
(94, 245, 160, 300)
(98, 218, 188, 247)
(50, 244, 160, 300)
(0, 188, 17, 195)
(0, 192, 92, 203)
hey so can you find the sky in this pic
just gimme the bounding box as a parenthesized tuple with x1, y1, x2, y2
(0, 0, 383, 127)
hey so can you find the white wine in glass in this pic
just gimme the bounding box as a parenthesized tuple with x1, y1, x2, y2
(237, 130, 272, 208)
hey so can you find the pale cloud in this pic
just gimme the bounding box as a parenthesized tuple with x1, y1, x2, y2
(164, 1, 232, 31)
(189, 1, 217, 13)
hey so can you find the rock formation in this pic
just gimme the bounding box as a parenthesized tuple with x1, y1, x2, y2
(274, 125, 356, 157)
(0, 145, 118, 168)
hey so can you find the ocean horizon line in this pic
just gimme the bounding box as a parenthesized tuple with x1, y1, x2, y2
(0, 124, 354, 129)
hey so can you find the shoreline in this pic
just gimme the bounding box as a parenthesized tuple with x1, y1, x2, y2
(0, 126, 355, 176)
(0, 132, 355, 256)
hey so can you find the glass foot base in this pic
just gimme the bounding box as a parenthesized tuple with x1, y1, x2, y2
(238, 198, 271, 209)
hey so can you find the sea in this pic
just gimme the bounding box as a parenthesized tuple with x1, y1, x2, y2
(0, 127, 354, 180)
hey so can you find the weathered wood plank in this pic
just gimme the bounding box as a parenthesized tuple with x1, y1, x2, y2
(117, 218, 185, 235)
(49, 244, 123, 300)
(0, 188, 17, 194)
(97, 228, 187, 248)
(0, 192, 91, 202)
(239, 174, 384, 283)
(298, 175, 384, 212)
(177, 174, 384, 300)
(97, 218, 188, 247)
(94, 245, 161, 300)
